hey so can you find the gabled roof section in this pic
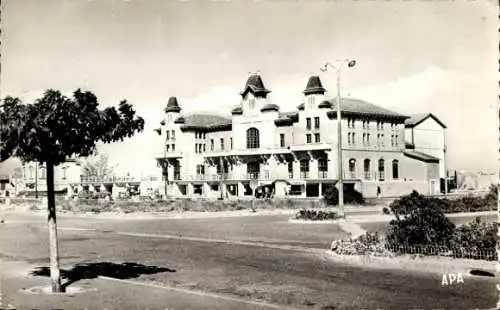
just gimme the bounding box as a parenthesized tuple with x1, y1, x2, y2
(275, 111, 299, 127)
(165, 96, 182, 113)
(318, 101, 332, 109)
(231, 106, 243, 115)
(180, 114, 232, 132)
(404, 113, 447, 128)
(240, 74, 271, 98)
(261, 103, 280, 113)
(297, 102, 305, 110)
(403, 150, 440, 163)
(303, 76, 326, 95)
(325, 98, 409, 121)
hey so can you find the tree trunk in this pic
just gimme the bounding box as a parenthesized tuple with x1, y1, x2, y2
(35, 162, 38, 198)
(46, 161, 62, 292)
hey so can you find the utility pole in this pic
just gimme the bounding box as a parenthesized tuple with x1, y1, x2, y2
(35, 161, 38, 199)
(320, 59, 356, 218)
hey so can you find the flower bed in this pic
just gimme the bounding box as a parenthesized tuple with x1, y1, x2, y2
(295, 209, 341, 221)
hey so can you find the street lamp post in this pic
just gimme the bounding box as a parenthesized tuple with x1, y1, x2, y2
(321, 59, 356, 218)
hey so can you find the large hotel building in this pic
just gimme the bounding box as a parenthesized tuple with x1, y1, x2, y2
(154, 73, 446, 199)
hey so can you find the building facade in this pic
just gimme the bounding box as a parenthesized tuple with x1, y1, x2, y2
(154, 74, 446, 198)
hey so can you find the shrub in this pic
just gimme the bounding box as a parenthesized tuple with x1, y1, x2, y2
(382, 207, 390, 215)
(331, 232, 390, 256)
(295, 209, 340, 221)
(451, 217, 497, 249)
(386, 191, 456, 247)
(323, 187, 365, 206)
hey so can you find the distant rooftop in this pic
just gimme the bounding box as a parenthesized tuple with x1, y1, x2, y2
(178, 114, 232, 131)
(324, 98, 409, 121)
(405, 113, 446, 128)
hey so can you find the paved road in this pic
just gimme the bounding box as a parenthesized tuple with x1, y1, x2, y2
(0, 212, 497, 309)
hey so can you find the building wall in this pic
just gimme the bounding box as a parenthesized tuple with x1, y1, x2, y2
(411, 117, 445, 177)
(156, 91, 444, 199)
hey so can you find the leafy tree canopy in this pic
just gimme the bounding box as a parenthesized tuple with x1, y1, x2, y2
(81, 152, 115, 178)
(0, 89, 144, 165)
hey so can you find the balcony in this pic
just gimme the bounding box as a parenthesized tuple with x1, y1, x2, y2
(156, 151, 183, 159)
(289, 143, 332, 152)
(344, 171, 357, 179)
(80, 176, 137, 183)
(363, 172, 371, 180)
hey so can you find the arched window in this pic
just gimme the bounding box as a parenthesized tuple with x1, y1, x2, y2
(392, 160, 399, 179)
(318, 158, 328, 178)
(40, 167, 46, 179)
(364, 159, 371, 179)
(348, 159, 356, 178)
(247, 128, 260, 149)
(300, 159, 310, 178)
(378, 159, 385, 181)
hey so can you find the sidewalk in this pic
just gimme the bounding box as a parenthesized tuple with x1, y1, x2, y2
(0, 260, 287, 310)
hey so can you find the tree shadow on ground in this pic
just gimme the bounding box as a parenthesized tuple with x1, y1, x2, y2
(31, 262, 176, 290)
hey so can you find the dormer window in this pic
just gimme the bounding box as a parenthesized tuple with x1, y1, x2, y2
(249, 98, 255, 109)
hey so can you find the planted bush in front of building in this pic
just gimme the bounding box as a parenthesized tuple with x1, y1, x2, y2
(295, 209, 340, 221)
(332, 190, 498, 260)
(323, 187, 365, 206)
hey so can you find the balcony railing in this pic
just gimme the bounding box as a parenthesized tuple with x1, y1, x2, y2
(80, 176, 137, 183)
(79, 176, 160, 183)
(363, 172, 371, 180)
(344, 171, 357, 179)
(318, 171, 328, 179)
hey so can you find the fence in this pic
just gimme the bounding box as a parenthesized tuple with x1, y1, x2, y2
(383, 244, 497, 261)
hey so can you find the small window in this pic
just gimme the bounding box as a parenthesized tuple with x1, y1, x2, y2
(210, 139, 214, 151)
(280, 133, 285, 148)
(203, 144, 206, 152)
(308, 96, 315, 108)
(378, 159, 385, 181)
(166, 144, 170, 152)
(230, 138, 233, 150)
(220, 138, 224, 151)
(306, 118, 311, 130)
(195, 144, 198, 153)
(314, 117, 320, 129)
(314, 133, 320, 143)
(352, 133, 355, 145)
(166, 131, 170, 140)
(172, 130, 176, 140)
(392, 160, 399, 179)
(306, 134, 312, 144)
(300, 159, 310, 178)
(172, 144, 175, 152)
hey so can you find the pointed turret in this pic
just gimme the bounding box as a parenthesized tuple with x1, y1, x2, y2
(303, 76, 326, 95)
(240, 74, 271, 98)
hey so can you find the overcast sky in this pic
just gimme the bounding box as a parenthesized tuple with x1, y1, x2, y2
(1, 0, 498, 176)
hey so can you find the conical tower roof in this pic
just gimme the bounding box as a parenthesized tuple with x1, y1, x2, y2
(303, 76, 326, 95)
(240, 74, 271, 98)
(165, 97, 182, 113)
